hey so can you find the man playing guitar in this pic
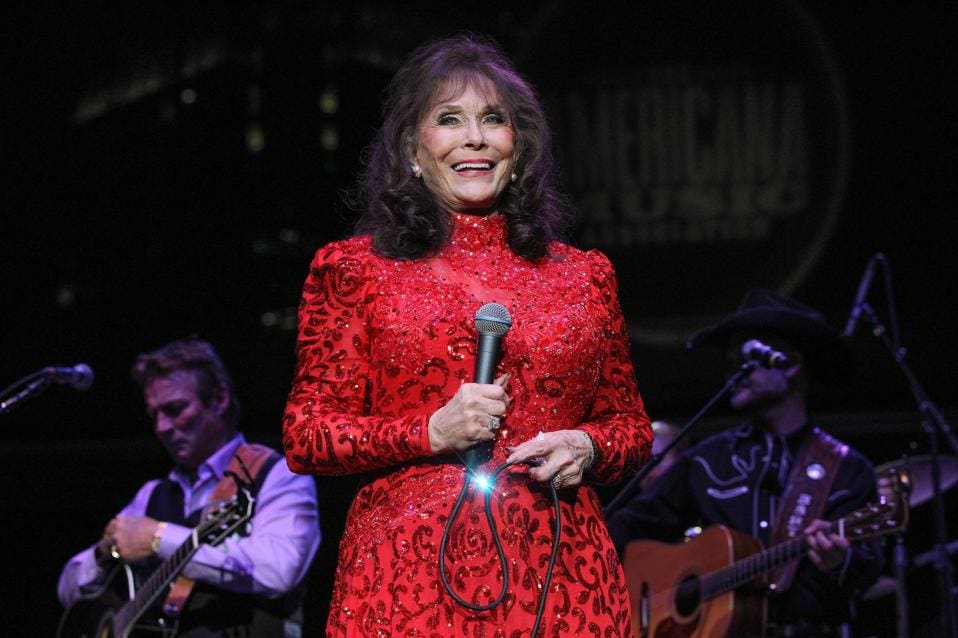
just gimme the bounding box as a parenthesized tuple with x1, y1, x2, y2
(607, 290, 885, 638)
(57, 338, 321, 637)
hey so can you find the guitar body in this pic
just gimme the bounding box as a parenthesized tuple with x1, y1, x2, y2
(621, 480, 909, 638)
(622, 526, 767, 638)
(56, 565, 178, 638)
(57, 488, 255, 638)
(56, 585, 120, 638)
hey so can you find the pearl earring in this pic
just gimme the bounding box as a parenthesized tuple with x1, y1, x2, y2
(411, 164, 422, 178)
(510, 172, 517, 182)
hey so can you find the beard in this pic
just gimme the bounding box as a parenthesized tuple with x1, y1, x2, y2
(730, 382, 788, 412)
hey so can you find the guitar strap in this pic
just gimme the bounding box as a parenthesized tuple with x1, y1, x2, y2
(160, 443, 280, 618)
(766, 426, 848, 592)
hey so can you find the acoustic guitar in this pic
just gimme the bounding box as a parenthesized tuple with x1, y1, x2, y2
(56, 486, 254, 638)
(621, 480, 908, 638)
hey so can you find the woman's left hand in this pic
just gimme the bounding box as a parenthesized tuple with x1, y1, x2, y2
(505, 430, 595, 489)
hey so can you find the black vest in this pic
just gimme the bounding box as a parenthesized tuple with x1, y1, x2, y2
(143, 450, 304, 637)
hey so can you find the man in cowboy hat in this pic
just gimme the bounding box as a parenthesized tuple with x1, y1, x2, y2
(607, 289, 883, 637)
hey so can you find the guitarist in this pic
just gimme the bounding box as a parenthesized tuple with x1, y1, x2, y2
(57, 338, 322, 636)
(607, 290, 884, 637)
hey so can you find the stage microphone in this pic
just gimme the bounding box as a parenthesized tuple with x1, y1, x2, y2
(843, 253, 882, 339)
(465, 303, 512, 470)
(44, 363, 94, 390)
(742, 340, 791, 369)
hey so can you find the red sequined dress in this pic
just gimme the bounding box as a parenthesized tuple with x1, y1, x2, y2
(284, 213, 652, 637)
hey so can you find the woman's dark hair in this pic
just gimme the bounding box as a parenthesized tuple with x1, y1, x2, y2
(131, 338, 241, 429)
(353, 33, 569, 260)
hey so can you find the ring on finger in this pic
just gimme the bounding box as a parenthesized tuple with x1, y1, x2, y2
(488, 416, 501, 431)
(552, 474, 562, 489)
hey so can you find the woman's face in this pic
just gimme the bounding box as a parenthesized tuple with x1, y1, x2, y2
(413, 82, 516, 213)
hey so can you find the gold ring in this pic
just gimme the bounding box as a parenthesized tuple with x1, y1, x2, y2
(109, 544, 121, 560)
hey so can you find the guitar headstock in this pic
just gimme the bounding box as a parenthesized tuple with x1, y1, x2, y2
(835, 466, 909, 541)
(196, 486, 256, 546)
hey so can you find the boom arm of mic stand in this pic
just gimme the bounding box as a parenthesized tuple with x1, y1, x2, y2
(861, 303, 958, 455)
(604, 361, 758, 515)
(861, 303, 958, 638)
(0, 373, 51, 415)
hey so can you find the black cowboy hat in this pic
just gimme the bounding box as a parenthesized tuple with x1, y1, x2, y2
(687, 289, 853, 382)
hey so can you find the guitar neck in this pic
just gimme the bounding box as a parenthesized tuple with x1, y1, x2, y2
(112, 530, 201, 637)
(697, 492, 907, 602)
(699, 534, 808, 601)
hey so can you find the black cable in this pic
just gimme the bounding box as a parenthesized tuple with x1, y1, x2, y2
(439, 461, 562, 637)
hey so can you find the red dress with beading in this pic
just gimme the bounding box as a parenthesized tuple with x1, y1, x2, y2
(283, 213, 652, 637)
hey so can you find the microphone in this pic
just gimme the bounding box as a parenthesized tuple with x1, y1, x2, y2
(741, 340, 791, 369)
(474, 303, 512, 384)
(465, 303, 512, 470)
(842, 253, 883, 338)
(44, 363, 95, 390)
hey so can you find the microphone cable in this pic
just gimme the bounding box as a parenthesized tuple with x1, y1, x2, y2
(438, 460, 562, 637)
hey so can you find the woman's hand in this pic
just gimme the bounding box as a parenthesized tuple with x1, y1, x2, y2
(428, 374, 510, 454)
(505, 429, 595, 489)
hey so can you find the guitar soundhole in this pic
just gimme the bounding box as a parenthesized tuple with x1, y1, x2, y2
(674, 575, 701, 617)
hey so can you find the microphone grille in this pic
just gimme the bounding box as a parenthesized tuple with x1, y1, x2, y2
(741, 339, 764, 357)
(474, 302, 512, 337)
(741, 339, 790, 368)
(73, 363, 95, 391)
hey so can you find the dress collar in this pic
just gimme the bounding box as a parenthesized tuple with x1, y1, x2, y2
(448, 212, 507, 250)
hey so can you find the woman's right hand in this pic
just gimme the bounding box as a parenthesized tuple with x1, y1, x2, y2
(428, 373, 510, 454)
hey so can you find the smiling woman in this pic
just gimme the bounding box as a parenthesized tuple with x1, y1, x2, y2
(282, 33, 653, 637)
(413, 83, 516, 213)
(350, 33, 567, 262)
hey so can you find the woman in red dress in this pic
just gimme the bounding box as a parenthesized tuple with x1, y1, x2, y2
(283, 34, 653, 637)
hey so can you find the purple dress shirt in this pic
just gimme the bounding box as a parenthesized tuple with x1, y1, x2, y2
(57, 434, 321, 607)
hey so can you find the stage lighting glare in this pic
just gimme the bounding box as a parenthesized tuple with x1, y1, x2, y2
(473, 474, 492, 493)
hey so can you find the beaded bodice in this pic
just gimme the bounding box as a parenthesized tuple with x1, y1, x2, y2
(283, 212, 651, 636)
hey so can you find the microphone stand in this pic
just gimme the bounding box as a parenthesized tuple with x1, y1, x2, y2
(861, 302, 958, 638)
(0, 369, 52, 415)
(604, 360, 758, 515)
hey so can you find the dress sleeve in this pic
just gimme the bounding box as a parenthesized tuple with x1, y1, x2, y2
(282, 240, 432, 476)
(575, 250, 653, 484)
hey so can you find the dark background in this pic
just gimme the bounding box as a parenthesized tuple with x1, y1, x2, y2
(2, 2, 956, 636)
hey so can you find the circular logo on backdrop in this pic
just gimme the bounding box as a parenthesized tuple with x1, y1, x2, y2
(518, 0, 849, 345)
